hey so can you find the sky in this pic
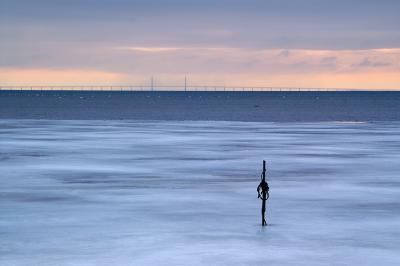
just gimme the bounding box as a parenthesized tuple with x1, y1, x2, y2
(1, 0, 400, 89)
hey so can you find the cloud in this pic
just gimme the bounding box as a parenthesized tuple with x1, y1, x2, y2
(2, 1, 400, 51)
(321, 56, 337, 64)
(1, 1, 399, 89)
(279, 50, 290, 58)
(116, 47, 185, 53)
(115, 46, 235, 54)
(352, 57, 392, 68)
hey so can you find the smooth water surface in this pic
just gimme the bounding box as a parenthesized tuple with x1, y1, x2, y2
(1, 120, 400, 265)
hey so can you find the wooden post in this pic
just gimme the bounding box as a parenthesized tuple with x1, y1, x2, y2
(257, 160, 269, 226)
(261, 160, 267, 226)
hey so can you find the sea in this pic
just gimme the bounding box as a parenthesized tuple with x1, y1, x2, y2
(1, 90, 400, 121)
(1, 91, 400, 265)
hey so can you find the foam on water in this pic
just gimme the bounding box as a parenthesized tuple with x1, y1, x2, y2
(1, 120, 400, 265)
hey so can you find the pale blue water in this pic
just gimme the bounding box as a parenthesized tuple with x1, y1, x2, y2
(1, 120, 400, 265)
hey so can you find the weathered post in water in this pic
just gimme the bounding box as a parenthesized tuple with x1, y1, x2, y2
(257, 160, 270, 226)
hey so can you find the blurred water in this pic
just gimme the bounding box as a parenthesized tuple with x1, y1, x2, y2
(1, 120, 400, 265)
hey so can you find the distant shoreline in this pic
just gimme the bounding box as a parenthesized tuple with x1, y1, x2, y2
(1, 91, 400, 122)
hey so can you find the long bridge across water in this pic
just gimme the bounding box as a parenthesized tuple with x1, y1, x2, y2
(0, 85, 387, 92)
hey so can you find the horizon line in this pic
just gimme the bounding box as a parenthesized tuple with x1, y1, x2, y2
(1, 84, 399, 92)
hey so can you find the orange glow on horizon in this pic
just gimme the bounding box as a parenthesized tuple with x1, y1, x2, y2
(1, 68, 400, 90)
(1, 48, 399, 90)
(0, 69, 123, 84)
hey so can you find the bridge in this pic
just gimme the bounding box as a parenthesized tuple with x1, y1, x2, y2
(0, 84, 381, 92)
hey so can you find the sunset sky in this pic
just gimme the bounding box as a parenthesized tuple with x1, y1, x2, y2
(1, 0, 400, 89)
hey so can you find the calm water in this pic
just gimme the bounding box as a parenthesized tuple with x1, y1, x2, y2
(1, 91, 400, 121)
(1, 120, 400, 265)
